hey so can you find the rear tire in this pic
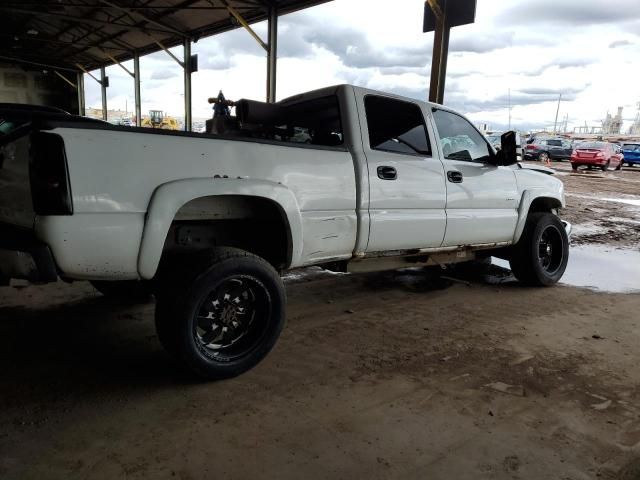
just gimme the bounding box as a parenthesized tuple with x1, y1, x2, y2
(91, 280, 153, 302)
(509, 212, 569, 286)
(538, 152, 550, 163)
(154, 247, 286, 380)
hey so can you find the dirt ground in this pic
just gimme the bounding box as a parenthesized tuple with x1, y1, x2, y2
(1, 161, 639, 480)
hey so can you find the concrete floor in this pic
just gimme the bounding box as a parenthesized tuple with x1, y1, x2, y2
(1, 269, 639, 479)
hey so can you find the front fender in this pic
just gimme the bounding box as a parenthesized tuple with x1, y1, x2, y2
(513, 188, 565, 244)
(137, 178, 302, 279)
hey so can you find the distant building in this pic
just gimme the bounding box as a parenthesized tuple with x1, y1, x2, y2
(602, 107, 623, 135)
(629, 102, 640, 135)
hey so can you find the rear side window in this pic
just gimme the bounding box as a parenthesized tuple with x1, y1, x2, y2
(364, 96, 431, 156)
(547, 139, 562, 146)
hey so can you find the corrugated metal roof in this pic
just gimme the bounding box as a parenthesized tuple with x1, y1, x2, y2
(0, 0, 332, 72)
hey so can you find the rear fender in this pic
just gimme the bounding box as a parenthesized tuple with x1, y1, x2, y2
(137, 178, 302, 279)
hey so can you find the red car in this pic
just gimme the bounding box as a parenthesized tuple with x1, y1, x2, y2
(570, 141, 624, 171)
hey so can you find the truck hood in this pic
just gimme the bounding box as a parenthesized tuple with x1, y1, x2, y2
(517, 163, 555, 175)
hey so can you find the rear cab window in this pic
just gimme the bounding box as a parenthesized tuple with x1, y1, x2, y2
(431, 108, 492, 162)
(364, 96, 431, 156)
(275, 95, 344, 147)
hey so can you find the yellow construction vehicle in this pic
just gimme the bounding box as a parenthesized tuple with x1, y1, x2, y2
(141, 110, 180, 130)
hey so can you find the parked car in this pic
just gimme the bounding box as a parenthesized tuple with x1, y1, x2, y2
(524, 138, 573, 162)
(485, 131, 523, 160)
(570, 141, 624, 171)
(621, 142, 640, 167)
(0, 87, 571, 380)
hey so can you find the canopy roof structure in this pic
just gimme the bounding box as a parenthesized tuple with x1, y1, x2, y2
(0, 0, 330, 72)
(0, 0, 332, 129)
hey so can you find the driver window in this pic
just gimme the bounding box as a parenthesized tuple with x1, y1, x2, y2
(432, 108, 491, 162)
(364, 96, 431, 156)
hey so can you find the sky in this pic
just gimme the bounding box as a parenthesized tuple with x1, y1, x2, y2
(84, 0, 640, 132)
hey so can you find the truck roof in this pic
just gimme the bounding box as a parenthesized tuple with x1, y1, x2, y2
(279, 84, 446, 112)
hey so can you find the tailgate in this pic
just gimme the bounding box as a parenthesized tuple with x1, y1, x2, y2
(0, 128, 35, 228)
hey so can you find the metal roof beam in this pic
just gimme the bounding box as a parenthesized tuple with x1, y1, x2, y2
(0, 7, 179, 36)
(0, 33, 128, 52)
(215, 0, 268, 52)
(0, 54, 78, 72)
(148, 35, 185, 67)
(53, 71, 78, 89)
(98, 0, 188, 38)
(103, 51, 135, 77)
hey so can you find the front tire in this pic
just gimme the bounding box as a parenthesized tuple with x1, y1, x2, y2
(509, 212, 569, 286)
(601, 160, 610, 171)
(155, 247, 286, 380)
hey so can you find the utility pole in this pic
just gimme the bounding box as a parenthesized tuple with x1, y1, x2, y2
(508, 88, 511, 130)
(553, 93, 562, 134)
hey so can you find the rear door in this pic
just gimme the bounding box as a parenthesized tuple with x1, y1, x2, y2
(430, 108, 519, 246)
(357, 94, 447, 252)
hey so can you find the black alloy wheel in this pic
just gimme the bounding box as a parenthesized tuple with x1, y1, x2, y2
(537, 224, 565, 277)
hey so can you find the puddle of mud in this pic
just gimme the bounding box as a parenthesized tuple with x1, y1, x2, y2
(492, 245, 640, 293)
(602, 197, 640, 207)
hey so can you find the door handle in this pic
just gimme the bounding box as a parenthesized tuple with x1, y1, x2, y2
(377, 166, 397, 180)
(447, 170, 463, 183)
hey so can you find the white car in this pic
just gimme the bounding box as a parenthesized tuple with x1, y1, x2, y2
(0, 86, 570, 379)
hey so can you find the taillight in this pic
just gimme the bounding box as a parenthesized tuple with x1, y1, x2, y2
(526, 144, 537, 150)
(571, 150, 577, 156)
(29, 132, 73, 215)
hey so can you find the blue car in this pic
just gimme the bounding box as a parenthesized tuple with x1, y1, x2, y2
(621, 143, 640, 166)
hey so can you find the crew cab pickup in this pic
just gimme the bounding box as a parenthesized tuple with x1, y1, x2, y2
(0, 85, 571, 379)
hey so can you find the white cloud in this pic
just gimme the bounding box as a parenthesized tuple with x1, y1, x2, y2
(83, 0, 640, 131)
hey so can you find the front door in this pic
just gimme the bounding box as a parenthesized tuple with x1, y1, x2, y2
(357, 94, 447, 253)
(430, 108, 519, 247)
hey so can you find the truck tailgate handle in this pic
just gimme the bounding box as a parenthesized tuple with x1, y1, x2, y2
(377, 166, 397, 180)
(447, 170, 463, 183)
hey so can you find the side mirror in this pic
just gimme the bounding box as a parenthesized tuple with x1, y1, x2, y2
(495, 131, 518, 166)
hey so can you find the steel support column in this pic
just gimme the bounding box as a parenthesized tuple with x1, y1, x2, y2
(134, 52, 142, 127)
(77, 71, 85, 116)
(428, 7, 449, 104)
(266, 6, 278, 103)
(183, 39, 192, 131)
(100, 66, 107, 121)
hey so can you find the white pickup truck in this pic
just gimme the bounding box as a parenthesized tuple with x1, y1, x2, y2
(0, 85, 570, 379)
